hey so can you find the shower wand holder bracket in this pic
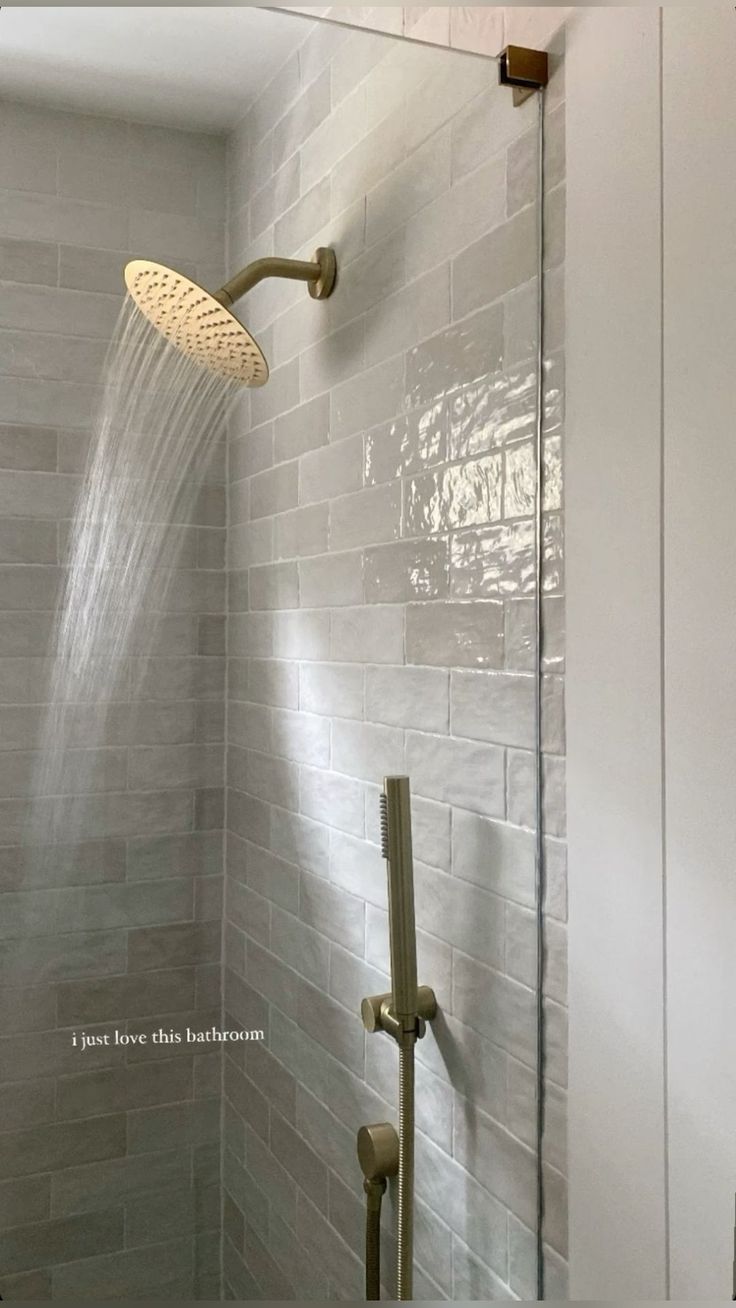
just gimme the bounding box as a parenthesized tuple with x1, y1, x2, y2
(361, 986, 437, 1043)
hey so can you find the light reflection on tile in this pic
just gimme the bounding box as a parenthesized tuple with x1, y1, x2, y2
(451, 521, 535, 598)
(449, 368, 536, 461)
(405, 303, 504, 411)
(504, 442, 536, 520)
(543, 436, 562, 513)
(450, 505, 562, 598)
(364, 537, 449, 603)
(364, 402, 446, 487)
(543, 353, 565, 435)
(543, 514, 564, 594)
(404, 454, 502, 537)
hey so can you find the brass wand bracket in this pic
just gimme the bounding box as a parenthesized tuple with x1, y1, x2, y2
(361, 985, 437, 1044)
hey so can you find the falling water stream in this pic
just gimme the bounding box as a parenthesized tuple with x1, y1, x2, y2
(29, 295, 239, 849)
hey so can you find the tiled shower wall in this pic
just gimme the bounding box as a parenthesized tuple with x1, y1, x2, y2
(0, 104, 227, 1300)
(280, 4, 571, 59)
(223, 22, 567, 1300)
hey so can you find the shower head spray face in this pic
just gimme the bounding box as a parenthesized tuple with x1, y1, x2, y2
(124, 260, 269, 386)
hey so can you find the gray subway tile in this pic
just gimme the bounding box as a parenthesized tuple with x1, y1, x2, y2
(242, 1126, 298, 1229)
(330, 604, 404, 665)
(364, 538, 449, 603)
(51, 1236, 194, 1299)
(58, 243, 128, 293)
(406, 730, 505, 817)
(0, 521, 57, 567)
(299, 869, 364, 954)
(1, 1026, 121, 1084)
(127, 1099, 219, 1156)
(415, 861, 504, 970)
(0, 1175, 50, 1232)
(453, 206, 537, 321)
(300, 433, 363, 507)
(124, 1186, 196, 1249)
(52, 1147, 192, 1218)
(330, 482, 400, 552)
(299, 550, 363, 608)
(0, 1207, 123, 1275)
(55, 879, 193, 932)
(453, 1234, 511, 1299)
(0, 1113, 125, 1179)
(126, 830, 221, 881)
(0, 929, 126, 985)
(0, 424, 57, 471)
(127, 921, 219, 972)
(415, 1127, 509, 1270)
(0, 236, 57, 286)
(366, 666, 448, 733)
(57, 1056, 193, 1121)
(299, 767, 364, 839)
(297, 979, 364, 1076)
(452, 806, 537, 907)
(330, 354, 404, 442)
(274, 393, 329, 462)
(0, 1080, 55, 1133)
(56, 967, 195, 1026)
(406, 303, 504, 410)
(406, 599, 504, 668)
(270, 1109, 328, 1212)
(127, 742, 223, 792)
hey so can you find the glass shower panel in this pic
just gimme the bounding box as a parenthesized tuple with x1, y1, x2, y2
(222, 12, 566, 1302)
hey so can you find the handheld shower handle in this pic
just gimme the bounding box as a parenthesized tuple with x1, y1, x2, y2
(381, 777, 418, 1027)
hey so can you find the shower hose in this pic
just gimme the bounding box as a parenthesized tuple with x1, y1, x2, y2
(362, 1034, 416, 1301)
(396, 1036, 415, 1301)
(364, 1176, 385, 1299)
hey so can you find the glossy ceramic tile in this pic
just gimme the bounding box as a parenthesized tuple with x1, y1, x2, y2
(223, 17, 567, 1302)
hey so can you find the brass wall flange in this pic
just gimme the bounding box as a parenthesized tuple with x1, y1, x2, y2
(357, 1122, 399, 1183)
(308, 247, 337, 299)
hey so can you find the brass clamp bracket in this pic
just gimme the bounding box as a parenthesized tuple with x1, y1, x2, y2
(499, 44, 549, 106)
(360, 985, 437, 1043)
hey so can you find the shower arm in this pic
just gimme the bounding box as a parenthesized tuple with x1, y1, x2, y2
(213, 247, 336, 307)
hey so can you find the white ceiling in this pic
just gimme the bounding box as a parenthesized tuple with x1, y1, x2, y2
(0, 7, 313, 132)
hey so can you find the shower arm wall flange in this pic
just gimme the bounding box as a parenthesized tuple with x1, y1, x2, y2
(213, 246, 337, 307)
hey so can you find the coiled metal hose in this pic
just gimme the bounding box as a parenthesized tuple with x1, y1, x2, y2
(397, 1036, 415, 1301)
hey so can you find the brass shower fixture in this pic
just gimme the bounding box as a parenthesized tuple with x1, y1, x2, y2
(124, 247, 337, 386)
(357, 776, 437, 1302)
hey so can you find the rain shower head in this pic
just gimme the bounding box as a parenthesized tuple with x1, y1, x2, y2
(123, 247, 337, 386)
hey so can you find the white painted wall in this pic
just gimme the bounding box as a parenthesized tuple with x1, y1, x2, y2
(662, 8, 736, 1297)
(565, 9, 667, 1298)
(567, 5, 736, 1298)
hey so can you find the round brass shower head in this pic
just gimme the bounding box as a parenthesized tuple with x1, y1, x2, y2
(123, 247, 337, 387)
(124, 260, 269, 385)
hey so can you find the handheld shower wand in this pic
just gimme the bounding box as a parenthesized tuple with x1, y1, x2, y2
(357, 776, 437, 1301)
(382, 778, 418, 1032)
